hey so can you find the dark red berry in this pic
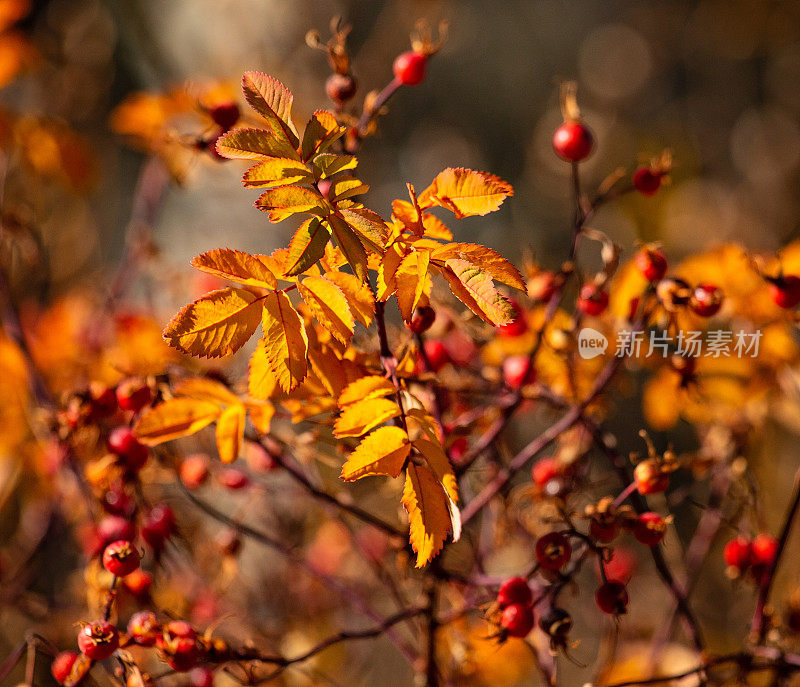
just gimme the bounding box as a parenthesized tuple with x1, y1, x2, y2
(420, 339, 450, 372)
(102, 540, 140, 577)
(635, 247, 668, 282)
(632, 167, 662, 195)
(497, 300, 527, 337)
(750, 533, 778, 567)
(180, 454, 210, 489)
(102, 487, 133, 517)
(89, 382, 117, 418)
(502, 355, 536, 390)
(600, 547, 636, 583)
(590, 518, 619, 544)
(408, 305, 436, 334)
(393, 51, 427, 86)
(208, 101, 240, 130)
(689, 283, 723, 317)
(723, 537, 751, 570)
(632, 512, 667, 547)
(497, 577, 533, 608)
(107, 427, 148, 471)
(51, 651, 79, 684)
(128, 611, 160, 646)
(218, 468, 249, 490)
(142, 504, 176, 550)
(325, 73, 357, 103)
(535, 532, 572, 571)
(595, 580, 629, 615)
(552, 120, 594, 162)
(500, 602, 535, 638)
(77, 621, 119, 661)
(577, 284, 609, 317)
(769, 275, 800, 309)
(449, 436, 467, 463)
(116, 379, 152, 413)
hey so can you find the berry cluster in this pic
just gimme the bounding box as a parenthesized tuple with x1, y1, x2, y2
(724, 533, 778, 584)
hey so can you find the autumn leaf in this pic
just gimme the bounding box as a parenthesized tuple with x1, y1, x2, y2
(419, 167, 513, 218)
(134, 398, 221, 445)
(338, 375, 396, 407)
(329, 215, 368, 282)
(216, 403, 246, 463)
(329, 177, 369, 202)
(216, 127, 299, 161)
(163, 287, 263, 358)
(298, 275, 354, 343)
(432, 243, 525, 291)
(403, 463, 453, 567)
(324, 270, 374, 326)
(339, 207, 389, 252)
(174, 377, 241, 406)
(246, 400, 275, 434)
(191, 248, 277, 289)
(301, 110, 346, 161)
(248, 339, 278, 400)
(333, 397, 401, 438)
(255, 186, 325, 223)
(261, 290, 308, 392)
(414, 436, 461, 543)
(440, 258, 514, 326)
(340, 426, 411, 481)
(285, 217, 331, 277)
(395, 250, 431, 322)
(377, 242, 407, 301)
(242, 158, 312, 188)
(314, 153, 358, 179)
(241, 71, 299, 147)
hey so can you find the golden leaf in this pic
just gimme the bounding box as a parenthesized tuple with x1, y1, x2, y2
(242, 158, 312, 188)
(134, 398, 221, 445)
(261, 291, 308, 392)
(285, 217, 331, 277)
(339, 207, 389, 252)
(174, 377, 241, 406)
(329, 177, 369, 202)
(418, 167, 513, 218)
(376, 242, 407, 301)
(333, 397, 401, 438)
(308, 340, 349, 398)
(403, 464, 452, 567)
(301, 110, 346, 161)
(324, 270, 374, 327)
(216, 127, 299, 161)
(298, 275, 354, 343)
(163, 287, 263, 358)
(245, 400, 275, 434)
(313, 153, 358, 178)
(241, 71, 299, 146)
(338, 375, 397, 408)
(328, 215, 368, 282)
(255, 186, 325, 223)
(440, 258, 514, 326)
(191, 248, 277, 289)
(395, 250, 431, 322)
(216, 403, 246, 463)
(340, 426, 411, 481)
(248, 338, 278, 400)
(432, 243, 525, 291)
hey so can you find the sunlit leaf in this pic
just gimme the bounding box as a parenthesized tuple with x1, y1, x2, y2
(324, 270, 375, 326)
(248, 339, 278, 400)
(338, 375, 396, 407)
(242, 158, 312, 188)
(301, 110, 346, 161)
(418, 167, 513, 218)
(403, 463, 452, 567)
(241, 71, 299, 146)
(191, 248, 277, 289)
(440, 258, 514, 326)
(174, 377, 241, 406)
(216, 127, 299, 161)
(329, 215, 368, 282)
(333, 397, 400, 438)
(340, 426, 411, 480)
(134, 398, 221, 445)
(395, 250, 431, 322)
(216, 403, 246, 463)
(285, 217, 331, 277)
(255, 186, 325, 223)
(314, 153, 358, 178)
(339, 207, 389, 252)
(261, 290, 308, 392)
(433, 243, 525, 291)
(298, 275, 354, 343)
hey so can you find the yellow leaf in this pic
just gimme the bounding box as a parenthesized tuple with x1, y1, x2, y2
(216, 127, 299, 160)
(340, 426, 411, 481)
(403, 464, 452, 567)
(248, 338, 278, 399)
(376, 243, 407, 301)
(216, 403, 246, 463)
(134, 398, 221, 445)
(413, 437, 459, 504)
(298, 275, 354, 343)
(314, 153, 358, 178)
(432, 243, 525, 291)
(308, 341, 349, 398)
(242, 158, 312, 188)
(329, 215, 368, 282)
(333, 397, 400, 438)
(255, 186, 325, 223)
(174, 377, 240, 406)
(163, 287, 263, 358)
(246, 400, 275, 434)
(241, 71, 299, 146)
(285, 217, 331, 277)
(338, 375, 397, 407)
(301, 110, 346, 161)
(191, 248, 277, 289)
(418, 167, 513, 218)
(329, 176, 369, 201)
(339, 207, 389, 252)
(261, 291, 308, 392)
(440, 258, 514, 326)
(324, 270, 374, 327)
(395, 250, 431, 322)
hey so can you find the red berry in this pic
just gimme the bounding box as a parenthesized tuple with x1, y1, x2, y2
(107, 427, 148, 471)
(77, 621, 119, 661)
(51, 651, 79, 684)
(595, 580, 629, 615)
(632, 167, 662, 195)
(723, 537, 752, 570)
(408, 305, 436, 334)
(769, 275, 800, 309)
(142, 504, 176, 550)
(497, 300, 527, 337)
(689, 283, 723, 317)
(102, 487, 133, 517)
(393, 51, 427, 86)
(218, 468, 249, 490)
(116, 379, 152, 413)
(97, 515, 136, 549)
(128, 611, 160, 646)
(535, 532, 572, 571)
(102, 540, 140, 577)
(531, 457, 562, 490)
(600, 547, 636, 583)
(552, 120, 594, 162)
(632, 512, 667, 547)
(502, 355, 536, 390)
(577, 284, 609, 317)
(180, 454, 210, 489)
(500, 602, 535, 638)
(208, 101, 240, 130)
(497, 577, 533, 608)
(420, 339, 450, 372)
(633, 460, 669, 495)
(590, 518, 619, 543)
(158, 621, 199, 672)
(325, 73, 357, 103)
(189, 667, 215, 687)
(635, 247, 668, 282)
(123, 568, 153, 597)
(89, 382, 117, 418)
(750, 533, 778, 567)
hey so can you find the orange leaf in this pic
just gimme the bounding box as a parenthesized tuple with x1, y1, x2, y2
(301, 110, 346, 161)
(216, 403, 246, 463)
(432, 243, 525, 291)
(440, 258, 514, 326)
(285, 217, 331, 277)
(255, 186, 325, 223)
(174, 377, 241, 406)
(298, 275, 354, 343)
(216, 127, 299, 161)
(395, 250, 431, 322)
(191, 248, 277, 289)
(241, 71, 299, 146)
(134, 398, 221, 445)
(339, 207, 389, 252)
(242, 158, 312, 188)
(418, 167, 513, 218)
(248, 339, 278, 400)
(333, 397, 400, 438)
(340, 426, 411, 481)
(245, 400, 275, 434)
(261, 291, 308, 392)
(324, 270, 375, 327)
(338, 375, 396, 407)
(403, 464, 453, 567)
(328, 215, 368, 282)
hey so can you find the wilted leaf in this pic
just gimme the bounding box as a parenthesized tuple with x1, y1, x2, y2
(301, 110, 346, 161)
(340, 426, 411, 481)
(216, 403, 246, 462)
(242, 158, 312, 188)
(285, 217, 331, 277)
(419, 167, 513, 218)
(135, 398, 221, 445)
(163, 287, 263, 358)
(261, 291, 308, 392)
(255, 186, 325, 223)
(298, 275, 354, 343)
(333, 397, 400, 438)
(440, 258, 514, 326)
(403, 464, 452, 567)
(191, 248, 277, 289)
